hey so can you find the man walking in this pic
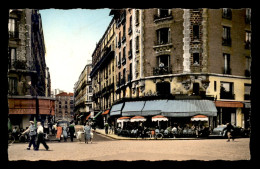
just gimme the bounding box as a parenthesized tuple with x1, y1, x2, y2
(35, 122, 49, 151)
(68, 122, 75, 142)
(22, 121, 37, 150)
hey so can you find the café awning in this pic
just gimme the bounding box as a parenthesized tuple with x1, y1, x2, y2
(161, 100, 217, 117)
(191, 115, 209, 121)
(110, 103, 124, 116)
(93, 111, 103, 119)
(141, 100, 168, 116)
(122, 101, 145, 116)
(102, 109, 110, 115)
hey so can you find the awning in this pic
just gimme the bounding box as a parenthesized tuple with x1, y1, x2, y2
(117, 116, 130, 123)
(141, 100, 168, 116)
(161, 100, 217, 117)
(122, 101, 145, 116)
(215, 101, 244, 108)
(93, 111, 103, 119)
(102, 109, 110, 115)
(110, 103, 124, 116)
(130, 116, 146, 122)
(152, 115, 168, 122)
(191, 115, 208, 121)
(86, 113, 91, 120)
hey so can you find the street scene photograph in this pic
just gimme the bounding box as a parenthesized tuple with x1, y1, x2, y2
(6, 8, 253, 164)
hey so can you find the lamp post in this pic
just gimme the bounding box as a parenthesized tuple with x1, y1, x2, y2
(28, 81, 40, 122)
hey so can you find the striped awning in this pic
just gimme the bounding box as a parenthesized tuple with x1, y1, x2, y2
(122, 101, 145, 116)
(141, 100, 168, 116)
(93, 111, 103, 119)
(102, 109, 110, 115)
(110, 103, 124, 116)
(86, 113, 91, 120)
(161, 100, 217, 117)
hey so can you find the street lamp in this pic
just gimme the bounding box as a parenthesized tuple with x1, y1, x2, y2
(28, 81, 40, 123)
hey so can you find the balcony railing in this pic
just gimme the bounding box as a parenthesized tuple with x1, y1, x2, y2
(153, 66, 172, 75)
(9, 59, 36, 71)
(154, 38, 172, 46)
(220, 92, 235, 100)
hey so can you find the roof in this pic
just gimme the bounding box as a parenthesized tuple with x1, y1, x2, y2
(56, 92, 74, 97)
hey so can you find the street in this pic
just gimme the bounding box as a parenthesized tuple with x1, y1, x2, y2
(8, 132, 250, 161)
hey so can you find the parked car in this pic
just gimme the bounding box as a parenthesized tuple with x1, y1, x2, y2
(209, 125, 246, 138)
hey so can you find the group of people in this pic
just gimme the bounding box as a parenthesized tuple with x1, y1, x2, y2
(76, 122, 94, 144)
(55, 121, 76, 142)
(22, 121, 49, 151)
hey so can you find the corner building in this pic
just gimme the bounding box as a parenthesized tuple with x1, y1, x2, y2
(93, 8, 251, 130)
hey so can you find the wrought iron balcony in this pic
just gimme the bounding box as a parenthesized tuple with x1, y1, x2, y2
(154, 11, 173, 22)
(153, 66, 172, 75)
(9, 59, 36, 71)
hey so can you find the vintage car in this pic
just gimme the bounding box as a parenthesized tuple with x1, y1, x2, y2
(209, 125, 246, 138)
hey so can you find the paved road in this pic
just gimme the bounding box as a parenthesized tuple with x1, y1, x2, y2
(8, 138, 250, 161)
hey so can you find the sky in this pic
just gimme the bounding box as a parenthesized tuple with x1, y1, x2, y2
(39, 8, 113, 93)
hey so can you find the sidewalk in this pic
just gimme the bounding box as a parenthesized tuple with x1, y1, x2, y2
(94, 128, 201, 140)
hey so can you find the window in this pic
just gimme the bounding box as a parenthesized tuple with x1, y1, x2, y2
(245, 56, 251, 77)
(223, 53, 231, 74)
(122, 25, 126, 43)
(193, 83, 200, 95)
(244, 84, 251, 100)
(220, 82, 234, 99)
(193, 25, 200, 39)
(214, 81, 217, 92)
(245, 31, 251, 49)
(129, 39, 132, 59)
(159, 9, 169, 18)
(156, 82, 170, 96)
(156, 28, 171, 45)
(129, 63, 132, 81)
(136, 36, 139, 52)
(128, 16, 132, 34)
(136, 10, 140, 25)
(222, 8, 232, 19)
(118, 52, 121, 67)
(245, 8, 251, 24)
(122, 47, 126, 65)
(122, 68, 126, 84)
(193, 53, 200, 65)
(8, 19, 16, 32)
(222, 26, 231, 46)
(154, 55, 170, 75)
(8, 77, 17, 95)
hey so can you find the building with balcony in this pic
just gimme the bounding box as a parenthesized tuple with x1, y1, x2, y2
(74, 61, 93, 125)
(106, 8, 251, 130)
(55, 92, 74, 122)
(90, 18, 116, 128)
(8, 9, 55, 129)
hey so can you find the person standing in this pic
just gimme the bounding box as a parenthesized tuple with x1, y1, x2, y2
(22, 121, 37, 150)
(104, 122, 109, 135)
(62, 126, 68, 142)
(56, 124, 62, 142)
(35, 122, 49, 151)
(224, 122, 235, 142)
(68, 122, 75, 142)
(83, 122, 92, 144)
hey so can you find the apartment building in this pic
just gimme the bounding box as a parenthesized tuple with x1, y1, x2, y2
(107, 8, 251, 129)
(8, 9, 55, 129)
(55, 92, 74, 122)
(74, 61, 93, 125)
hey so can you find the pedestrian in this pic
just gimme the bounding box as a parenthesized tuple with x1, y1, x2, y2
(62, 126, 68, 142)
(44, 119, 49, 134)
(224, 122, 235, 142)
(35, 122, 49, 151)
(68, 122, 75, 142)
(22, 121, 37, 150)
(83, 122, 92, 144)
(52, 123, 57, 136)
(56, 124, 62, 142)
(12, 126, 18, 140)
(172, 126, 177, 138)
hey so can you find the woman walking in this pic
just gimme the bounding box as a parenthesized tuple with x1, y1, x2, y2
(56, 124, 62, 142)
(62, 126, 68, 142)
(83, 122, 92, 144)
